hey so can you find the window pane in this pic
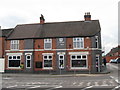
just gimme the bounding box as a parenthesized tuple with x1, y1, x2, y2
(13, 56, 16, 59)
(60, 56, 63, 59)
(72, 55, 75, 59)
(59, 60, 64, 68)
(77, 42, 80, 48)
(73, 42, 76, 48)
(82, 55, 86, 59)
(27, 60, 31, 67)
(80, 60, 86, 67)
(9, 60, 20, 67)
(72, 60, 81, 67)
(44, 60, 52, 67)
(72, 60, 86, 67)
(27, 56, 31, 59)
(44, 56, 47, 59)
(77, 55, 81, 59)
(45, 43, 51, 49)
(49, 56, 52, 59)
(9, 56, 12, 59)
(17, 56, 20, 59)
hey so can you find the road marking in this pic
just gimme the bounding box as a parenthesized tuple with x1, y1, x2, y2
(3, 77, 12, 80)
(87, 82, 91, 86)
(78, 82, 84, 86)
(7, 85, 18, 88)
(112, 85, 120, 90)
(29, 85, 41, 88)
(110, 76, 119, 84)
(102, 80, 108, 86)
(73, 82, 76, 85)
(81, 86, 93, 90)
(94, 82, 99, 86)
(109, 80, 116, 86)
(45, 85, 62, 90)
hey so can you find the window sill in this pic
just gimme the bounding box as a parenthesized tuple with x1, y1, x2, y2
(10, 49, 20, 51)
(71, 67, 88, 69)
(73, 48, 84, 49)
(44, 49, 52, 50)
(43, 67, 53, 69)
(8, 67, 21, 69)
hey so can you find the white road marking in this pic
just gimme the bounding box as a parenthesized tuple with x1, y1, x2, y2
(87, 82, 91, 86)
(102, 80, 108, 86)
(29, 85, 41, 88)
(3, 77, 12, 80)
(94, 82, 99, 86)
(45, 85, 62, 90)
(7, 85, 18, 88)
(81, 86, 93, 90)
(73, 82, 76, 85)
(109, 80, 115, 86)
(110, 76, 119, 84)
(112, 85, 120, 90)
(78, 82, 84, 86)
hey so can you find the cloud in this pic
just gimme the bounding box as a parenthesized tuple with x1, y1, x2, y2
(0, 15, 28, 29)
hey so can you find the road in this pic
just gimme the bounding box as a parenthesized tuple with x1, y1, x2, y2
(1, 63, 120, 90)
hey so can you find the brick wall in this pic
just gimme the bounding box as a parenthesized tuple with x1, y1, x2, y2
(0, 37, 5, 58)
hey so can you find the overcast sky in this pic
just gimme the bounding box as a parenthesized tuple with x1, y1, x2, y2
(0, 0, 119, 54)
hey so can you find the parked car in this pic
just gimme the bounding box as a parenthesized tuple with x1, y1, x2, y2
(110, 58, 120, 63)
(109, 59, 117, 63)
(115, 58, 120, 63)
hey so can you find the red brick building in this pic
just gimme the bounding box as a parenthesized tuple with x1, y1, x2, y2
(105, 46, 120, 63)
(4, 12, 102, 74)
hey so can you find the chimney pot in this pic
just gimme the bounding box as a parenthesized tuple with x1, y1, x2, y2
(84, 12, 91, 21)
(40, 14, 45, 24)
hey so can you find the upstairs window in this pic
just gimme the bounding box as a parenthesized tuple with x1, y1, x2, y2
(44, 39, 52, 50)
(73, 38, 84, 49)
(10, 40, 19, 50)
(95, 36, 99, 48)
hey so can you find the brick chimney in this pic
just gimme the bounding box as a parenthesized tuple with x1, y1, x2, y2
(84, 12, 91, 21)
(40, 14, 45, 24)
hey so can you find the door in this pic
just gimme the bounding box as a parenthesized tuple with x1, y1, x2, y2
(96, 55, 100, 72)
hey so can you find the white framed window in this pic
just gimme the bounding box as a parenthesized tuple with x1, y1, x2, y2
(8, 55, 21, 68)
(73, 37, 84, 49)
(59, 55, 64, 69)
(26, 55, 31, 68)
(44, 39, 52, 50)
(43, 54, 53, 69)
(10, 40, 19, 50)
(95, 36, 99, 48)
(71, 55, 88, 69)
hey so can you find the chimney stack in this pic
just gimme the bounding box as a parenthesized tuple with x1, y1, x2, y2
(40, 14, 45, 24)
(84, 12, 91, 21)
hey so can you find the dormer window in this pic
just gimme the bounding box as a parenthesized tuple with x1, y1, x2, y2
(73, 37, 84, 49)
(10, 40, 19, 50)
(44, 39, 52, 50)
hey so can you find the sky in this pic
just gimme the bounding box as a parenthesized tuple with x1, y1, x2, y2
(0, 0, 119, 54)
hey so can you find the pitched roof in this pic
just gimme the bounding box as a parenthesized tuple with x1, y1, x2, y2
(0, 29, 13, 37)
(106, 45, 120, 56)
(7, 20, 101, 39)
